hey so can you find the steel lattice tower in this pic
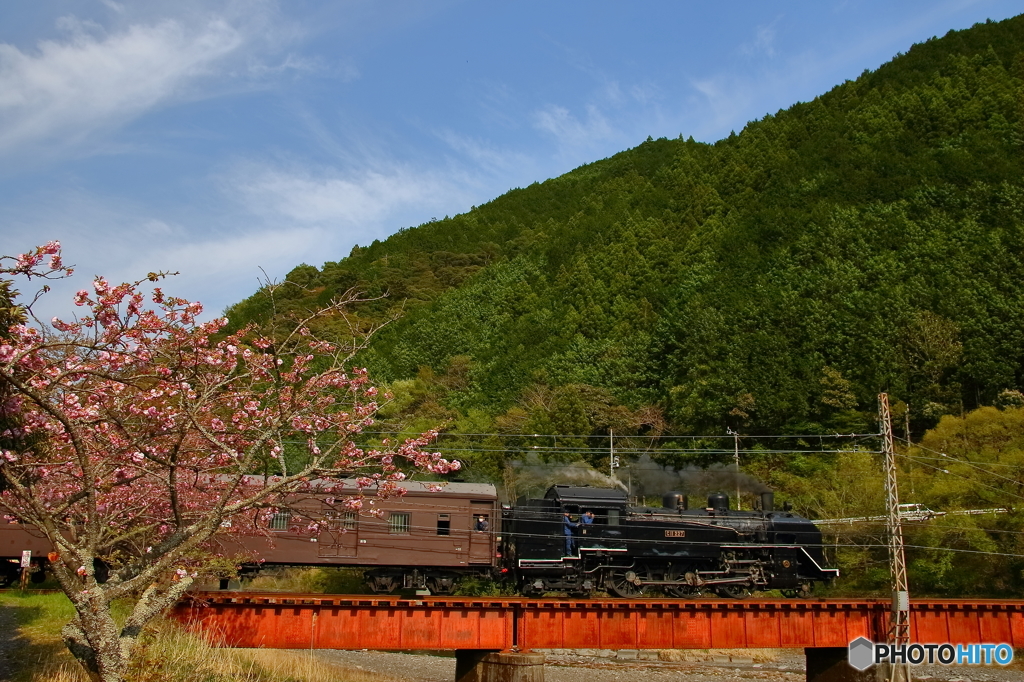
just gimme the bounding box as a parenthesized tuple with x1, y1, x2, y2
(879, 393, 910, 682)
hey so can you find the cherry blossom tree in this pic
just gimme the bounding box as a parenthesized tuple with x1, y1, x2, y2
(0, 242, 459, 682)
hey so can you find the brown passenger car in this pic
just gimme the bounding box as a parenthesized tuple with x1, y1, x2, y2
(2, 481, 499, 594)
(0, 521, 52, 585)
(237, 480, 500, 594)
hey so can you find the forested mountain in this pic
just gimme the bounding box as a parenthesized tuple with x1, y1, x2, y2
(229, 14, 1024, 442)
(224, 16, 1024, 595)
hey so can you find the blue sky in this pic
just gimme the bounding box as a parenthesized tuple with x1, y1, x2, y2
(2, 0, 1021, 321)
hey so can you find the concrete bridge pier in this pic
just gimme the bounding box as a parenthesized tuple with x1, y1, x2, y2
(455, 650, 545, 682)
(805, 648, 893, 682)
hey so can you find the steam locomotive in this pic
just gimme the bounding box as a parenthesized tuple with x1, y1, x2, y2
(507, 485, 837, 598)
(1, 482, 837, 597)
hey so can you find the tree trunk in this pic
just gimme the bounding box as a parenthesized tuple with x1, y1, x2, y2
(61, 593, 133, 679)
(60, 577, 195, 682)
(62, 618, 124, 682)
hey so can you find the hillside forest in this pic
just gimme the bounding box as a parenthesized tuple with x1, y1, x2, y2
(224, 16, 1024, 596)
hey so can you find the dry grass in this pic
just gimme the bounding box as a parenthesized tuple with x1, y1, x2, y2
(245, 567, 367, 594)
(0, 591, 400, 682)
(126, 622, 403, 682)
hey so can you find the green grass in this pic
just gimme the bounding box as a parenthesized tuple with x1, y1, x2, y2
(0, 589, 400, 682)
(0, 590, 79, 682)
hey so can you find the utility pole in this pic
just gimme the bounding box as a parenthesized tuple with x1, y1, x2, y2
(609, 429, 619, 479)
(905, 404, 915, 496)
(727, 427, 741, 510)
(880, 393, 910, 682)
(903, 405, 911, 446)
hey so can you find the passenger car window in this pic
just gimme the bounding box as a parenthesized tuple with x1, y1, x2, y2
(437, 514, 451, 535)
(269, 512, 290, 530)
(389, 512, 411, 534)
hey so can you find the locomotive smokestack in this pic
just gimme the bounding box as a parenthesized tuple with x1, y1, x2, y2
(662, 492, 686, 510)
(760, 492, 774, 512)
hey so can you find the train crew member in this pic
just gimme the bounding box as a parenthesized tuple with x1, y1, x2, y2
(563, 512, 578, 555)
(475, 516, 489, 532)
(580, 510, 594, 536)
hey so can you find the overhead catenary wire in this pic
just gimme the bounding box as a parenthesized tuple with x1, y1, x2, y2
(279, 440, 883, 456)
(263, 511, 1024, 560)
(264, 521, 1024, 561)
(354, 431, 884, 440)
(270, 495, 1024, 559)
(886, 452, 1021, 469)
(262, 425, 1022, 567)
(895, 451, 1024, 503)
(895, 435, 1024, 487)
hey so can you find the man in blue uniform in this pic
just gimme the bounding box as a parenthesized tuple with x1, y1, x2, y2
(562, 512, 578, 556)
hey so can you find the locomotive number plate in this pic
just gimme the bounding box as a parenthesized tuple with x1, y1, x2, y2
(664, 530, 686, 538)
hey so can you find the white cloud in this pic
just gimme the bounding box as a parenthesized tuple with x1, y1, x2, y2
(229, 161, 472, 231)
(245, 52, 354, 80)
(688, 75, 757, 137)
(0, 14, 245, 158)
(532, 104, 615, 152)
(435, 129, 537, 180)
(742, 19, 781, 58)
(2, 191, 325, 323)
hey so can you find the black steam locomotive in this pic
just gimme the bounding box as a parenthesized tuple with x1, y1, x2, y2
(503, 485, 837, 598)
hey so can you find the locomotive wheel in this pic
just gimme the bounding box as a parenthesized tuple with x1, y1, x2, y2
(605, 567, 646, 598)
(716, 584, 751, 599)
(664, 567, 702, 598)
(665, 585, 702, 598)
(665, 583, 703, 598)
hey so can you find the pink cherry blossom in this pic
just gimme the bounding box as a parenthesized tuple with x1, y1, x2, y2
(0, 243, 457, 682)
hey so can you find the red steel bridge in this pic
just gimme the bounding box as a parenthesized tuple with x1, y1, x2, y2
(170, 592, 1022, 651)
(171, 593, 1023, 681)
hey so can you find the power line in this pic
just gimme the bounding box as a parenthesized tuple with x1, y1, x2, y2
(896, 451, 1024, 503)
(279, 440, 882, 456)
(259, 516, 1024, 560)
(895, 436, 1024, 488)
(889, 451, 1021, 469)
(356, 431, 883, 440)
